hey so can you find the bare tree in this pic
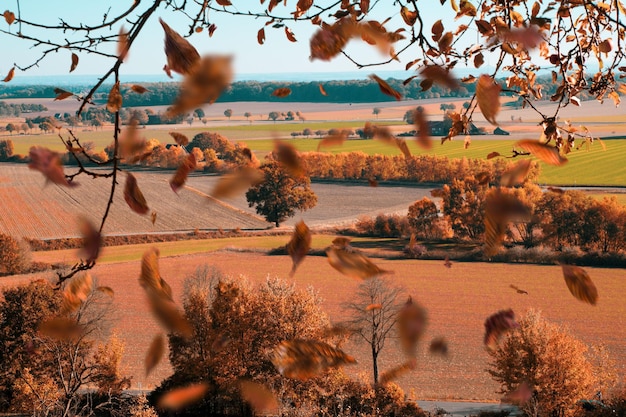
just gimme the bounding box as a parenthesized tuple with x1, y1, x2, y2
(343, 277, 404, 384)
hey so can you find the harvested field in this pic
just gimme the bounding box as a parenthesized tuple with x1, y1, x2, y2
(3, 251, 624, 400)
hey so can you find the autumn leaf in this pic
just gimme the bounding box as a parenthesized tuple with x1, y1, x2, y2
(124, 173, 149, 215)
(369, 74, 402, 100)
(239, 381, 279, 414)
(484, 189, 528, 256)
(130, 84, 148, 94)
(118, 26, 129, 61)
(397, 296, 427, 356)
(215, 0, 232, 5)
(257, 27, 266, 45)
(379, 359, 417, 385)
(272, 87, 292, 98)
(501, 382, 533, 405)
(78, 217, 101, 264)
(412, 108, 432, 150)
(157, 383, 209, 410)
(487, 151, 500, 159)
(286, 220, 311, 277)
(151, 211, 157, 225)
(211, 167, 264, 198)
(516, 140, 568, 166)
(500, 159, 532, 187)
(318, 83, 328, 96)
(484, 309, 519, 351)
(145, 333, 165, 376)
(285, 27, 297, 42)
(28, 146, 77, 187)
(400, 6, 418, 26)
(69, 53, 79, 73)
(274, 139, 305, 177)
(208, 23, 217, 37)
(3, 10, 15, 25)
(159, 18, 200, 75)
(2, 67, 15, 83)
(429, 336, 449, 356)
(53, 87, 74, 101)
(61, 273, 93, 314)
(271, 339, 356, 380)
(365, 303, 382, 311)
(561, 264, 598, 305)
(326, 246, 391, 280)
(168, 131, 189, 146)
(38, 317, 84, 340)
(106, 81, 122, 113)
(170, 153, 197, 193)
(97, 286, 114, 297)
(420, 65, 459, 90)
(476, 74, 501, 125)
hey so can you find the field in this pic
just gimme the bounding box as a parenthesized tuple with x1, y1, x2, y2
(4, 247, 625, 400)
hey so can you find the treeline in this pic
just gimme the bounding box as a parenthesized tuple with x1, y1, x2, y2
(0, 74, 571, 105)
(0, 101, 47, 116)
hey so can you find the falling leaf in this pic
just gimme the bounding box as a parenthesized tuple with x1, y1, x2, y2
(69, 53, 79, 73)
(501, 382, 533, 405)
(151, 211, 157, 225)
(208, 23, 217, 37)
(139, 247, 169, 297)
(413, 108, 432, 150)
(78, 217, 101, 263)
(239, 381, 279, 414)
(379, 359, 417, 385)
(97, 286, 114, 297)
(319, 84, 328, 96)
(274, 140, 304, 177)
(476, 75, 501, 125)
(169, 131, 189, 146)
(170, 153, 197, 193)
(271, 339, 356, 380)
(3, 67, 15, 83)
(257, 27, 266, 45)
(429, 337, 449, 356)
(484, 189, 528, 256)
(285, 26, 297, 42)
(130, 84, 148, 94)
(53, 87, 74, 101)
(326, 246, 391, 280)
(286, 221, 311, 277)
(360, 0, 370, 12)
(487, 151, 501, 159)
(332, 236, 352, 248)
(369, 74, 402, 100)
(160, 18, 201, 75)
(365, 303, 382, 311)
(420, 65, 459, 90)
(397, 296, 427, 356)
(516, 140, 568, 166)
(61, 273, 93, 314)
(157, 383, 209, 410)
(211, 167, 264, 199)
(38, 317, 84, 340)
(28, 146, 77, 187)
(145, 333, 165, 376)
(510, 284, 529, 295)
(500, 159, 532, 187)
(3, 10, 15, 25)
(443, 255, 452, 268)
(317, 132, 347, 151)
(124, 173, 149, 215)
(484, 309, 519, 351)
(216, 0, 232, 5)
(272, 87, 292, 98)
(561, 264, 598, 305)
(106, 81, 122, 113)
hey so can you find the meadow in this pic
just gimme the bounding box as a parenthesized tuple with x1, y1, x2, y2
(7, 244, 625, 400)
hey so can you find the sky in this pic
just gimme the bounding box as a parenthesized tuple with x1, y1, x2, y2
(0, 1, 493, 81)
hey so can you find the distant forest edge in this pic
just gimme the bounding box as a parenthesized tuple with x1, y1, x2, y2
(0, 75, 566, 106)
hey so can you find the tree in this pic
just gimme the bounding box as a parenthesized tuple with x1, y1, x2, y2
(440, 176, 488, 240)
(244, 111, 251, 121)
(5, 123, 15, 135)
(407, 197, 445, 240)
(372, 107, 381, 118)
(343, 277, 404, 384)
(0, 140, 14, 160)
(194, 108, 205, 120)
(246, 160, 317, 226)
(189, 131, 234, 155)
(302, 128, 312, 138)
(488, 310, 596, 417)
(268, 111, 280, 122)
(0, 233, 30, 275)
(223, 108, 233, 120)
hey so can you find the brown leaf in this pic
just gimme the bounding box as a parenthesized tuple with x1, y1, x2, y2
(130, 84, 148, 94)
(38, 317, 84, 340)
(360, 0, 370, 12)
(208, 23, 217, 37)
(97, 286, 114, 297)
(170, 153, 197, 193)
(3, 10, 15, 25)
(257, 27, 266, 45)
(124, 173, 149, 215)
(211, 167, 264, 199)
(326, 246, 391, 280)
(28, 146, 77, 187)
(500, 159, 532, 187)
(474, 52, 484, 68)
(286, 221, 311, 277)
(420, 65, 459, 90)
(400, 6, 417, 26)
(106, 81, 122, 113)
(285, 27, 297, 42)
(271, 339, 356, 380)
(169, 132, 189, 146)
(561, 264, 598, 305)
(167, 55, 233, 117)
(216, 0, 232, 5)
(69, 53, 79, 73)
(516, 140, 568, 166)
(484, 189, 528, 256)
(2, 67, 15, 83)
(151, 211, 157, 225)
(239, 381, 278, 414)
(53, 87, 74, 101)
(379, 359, 417, 385)
(486, 151, 501, 159)
(78, 217, 101, 263)
(412, 108, 432, 150)
(145, 333, 165, 376)
(464, 135, 471, 149)
(476, 75, 501, 125)
(484, 309, 518, 351)
(272, 87, 292, 98)
(429, 337, 449, 356)
(432, 20, 444, 41)
(274, 140, 304, 177)
(61, 273, 93, 314)
(118, 26, 129, 61)
(160, 18, 201, 75)
(318, 83, 328, 96)
(365, 303, 382, 311)
(332, 237, 352, 248)
(369, 74, 402, 100)
(157, 383, 209, 410)
(397, 296, 427, 356)
(501, 382, 533, 405)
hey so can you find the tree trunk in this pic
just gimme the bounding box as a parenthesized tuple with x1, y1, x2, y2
(372, 343, 379, 384)
(275, 221, 280, 227)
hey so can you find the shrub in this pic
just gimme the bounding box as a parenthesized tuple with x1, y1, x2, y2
(0, 233, 31, 275)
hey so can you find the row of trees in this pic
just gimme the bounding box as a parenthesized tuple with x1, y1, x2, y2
(0, 101, 47, 117)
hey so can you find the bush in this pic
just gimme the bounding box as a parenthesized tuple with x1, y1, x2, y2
(0, 233, 31, 275)
(355, 214, 410, 237)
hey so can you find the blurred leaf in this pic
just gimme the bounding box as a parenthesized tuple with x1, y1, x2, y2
(484, 309, 518, 351)
(211, 167, 264, 198)
(124, 173, 149, 215)
(516, 140, 568, 166)
(271, 339, 356, 380)
(397, 296, 427, 356)
(130, 84, 148, 94)
(286, 220, 311, 277)
(145, 333, 165, 376)
(78, 217, 101, 263)
(157, 383, 209, 411)
(28, 146, 77, 187)
(170, 153, 197, 193)
(118, 26, 129, 61)
(379, 359, 417, 384)
(561, 264, 598, 305)
(500, 159, 532, 187)
(272, 87, 292, 97)
(169, 131, 189, 146)
(106, 81, 122, 113)
(160, 18, 200, 75)
(326, 246, 391, 280)
(429, 336, 449, 356)
(476, 75, 501, 125)
(369, 74, 402, 100)
(3, 10, 15, 25)
(239, 381, 278, 414)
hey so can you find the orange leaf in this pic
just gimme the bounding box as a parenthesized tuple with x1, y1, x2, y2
(486, 151, 500, 159)
(379, 359, 417, 385)
(413, 108, 432, 150)
(360, 0, 370, 12)
(106, 81, 122, 113)
(208, 23, 217, 37)
(159, 18, 201, 75)
(516, 140, 568, 166)
(420, 65, 459, 90)
(318, 83, 328, 96)
(271, 339, 356, 380)
(124, 173, 149, 215)
(272, 87, 291, 98)
(117, 26, 129, 61)
(2, 67, 15, 83)
(257, 28, 266, 45)
(286, 221, 311, 277)
(28, 146, 77, 187)
(397, 296, 427, 356)
(3, 10, 15, 25)
(317, 132, 347, 151)
(157, 383, 209, 410)
(326, 246, 392, 280)
(61, 273, 93, 314)
(69, 53, 79, 73)
(169, 131, 189, 146)
(211, 167, 264, 199)
(476, 75, 501, 125)
(369, 74, 402, 100)
(239, 381, 278, 414)
(285, 26, 297, 42)
(145, 333, 165, 376)
(400, 6, 417, 26)
(130, 84, 148, 94)
(78, 217, 101, 264)
(53, 88, 74, 101)
(500, 159, 532, 187)
(274, 140, 304, 177)
(561, 264, 598, 305)
(170, 153, 196, 193)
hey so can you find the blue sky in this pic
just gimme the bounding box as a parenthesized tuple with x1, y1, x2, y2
(0, 1, 489, 80)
